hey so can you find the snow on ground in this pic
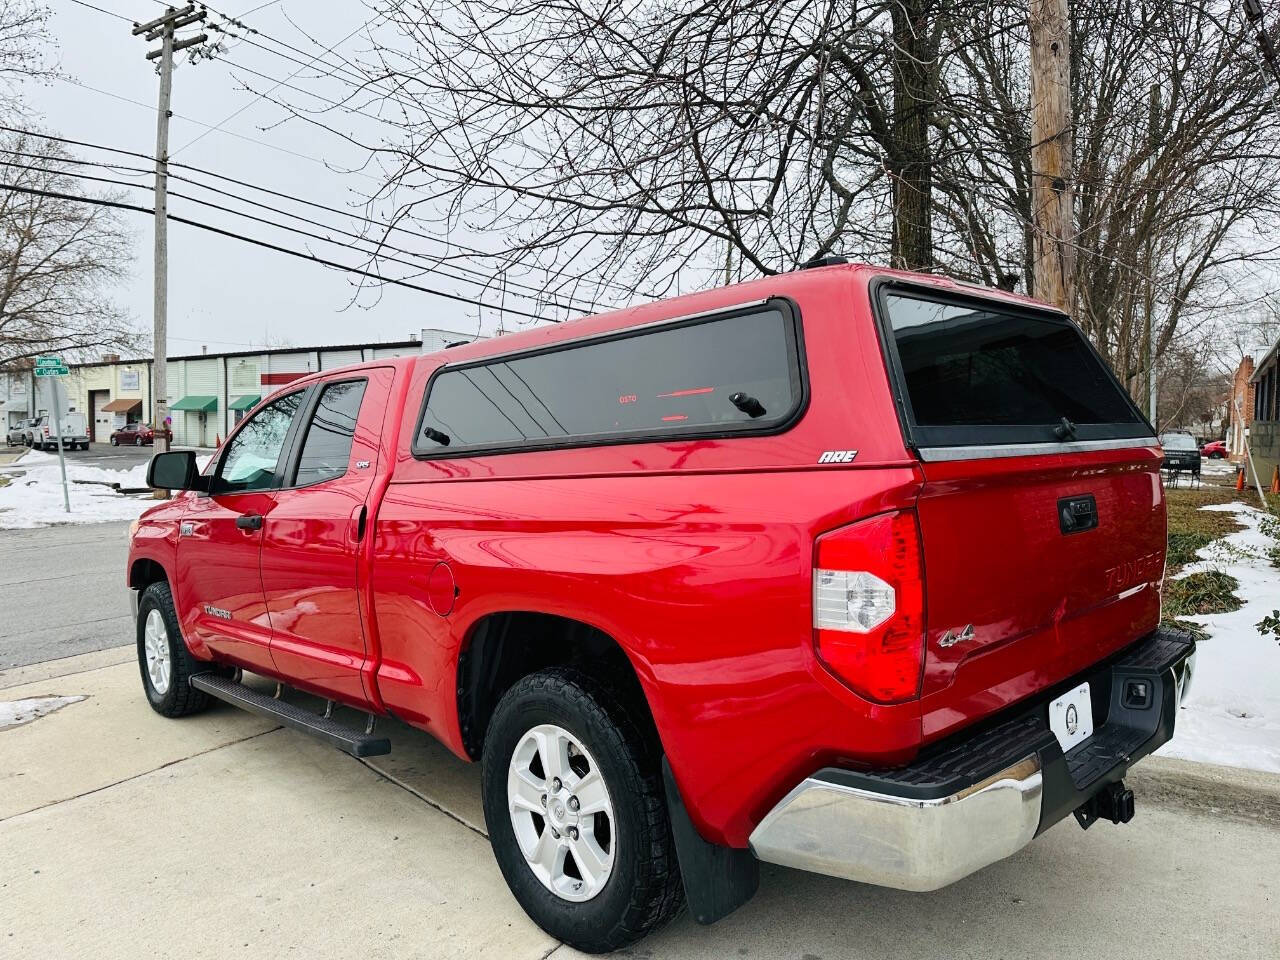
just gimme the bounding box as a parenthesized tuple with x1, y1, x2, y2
(0, 695, 87, 730)
(0, 449, 154, 529)
(1199, 457, 1237, 478)
(1158, 501, 1280, 773)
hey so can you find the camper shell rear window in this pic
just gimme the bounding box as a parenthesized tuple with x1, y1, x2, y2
(873, 283, 1152, 451)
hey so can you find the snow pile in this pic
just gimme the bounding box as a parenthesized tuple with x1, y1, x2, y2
(1200, 457, 1237, 478)
(1158, 501, 1280, 773)
(0, 695, 87, 730)
(0, 449, 155, 529)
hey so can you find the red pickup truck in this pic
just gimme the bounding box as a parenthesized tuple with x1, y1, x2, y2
(128, 262, 1195, 953)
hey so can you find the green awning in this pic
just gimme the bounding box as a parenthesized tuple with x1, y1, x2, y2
(170, 395, 218, 413)
(228, 395, 260, 411)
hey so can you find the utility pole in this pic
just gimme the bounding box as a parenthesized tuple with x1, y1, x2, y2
(1029, 0, 1075, 314)
(1144, 82, 1159, 427)
(133, 5, 207, 454)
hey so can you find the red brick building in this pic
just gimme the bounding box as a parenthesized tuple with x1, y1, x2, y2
(1228, 356, 1256, 462)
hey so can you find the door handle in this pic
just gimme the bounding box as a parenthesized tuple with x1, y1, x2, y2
(236, 514, 263, 531)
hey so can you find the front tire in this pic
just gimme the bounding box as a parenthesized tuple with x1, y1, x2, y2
(481, 668, 683, 953)
(137, 580, 214, 717)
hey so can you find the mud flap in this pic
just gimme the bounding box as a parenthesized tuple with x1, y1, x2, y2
(661, 756, 760, 924)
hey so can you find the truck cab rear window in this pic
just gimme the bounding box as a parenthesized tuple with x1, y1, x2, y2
(881, 290, 1149, 449)
(414, 305, 803, 456)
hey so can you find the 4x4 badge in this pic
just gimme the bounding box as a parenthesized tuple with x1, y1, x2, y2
(817, 449, 858, 464)
(939, 624, 975, 648)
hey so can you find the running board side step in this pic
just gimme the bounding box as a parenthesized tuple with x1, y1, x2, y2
(191, 673, 391, 757)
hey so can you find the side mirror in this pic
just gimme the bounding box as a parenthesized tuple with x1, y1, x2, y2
(147, 451, 208, 492)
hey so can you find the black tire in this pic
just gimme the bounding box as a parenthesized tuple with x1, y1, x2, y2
(110, 436, 117, 446)
(481, 668, 684, 954)
(135, 435, 143, 446)
(136, 580, 214, 717)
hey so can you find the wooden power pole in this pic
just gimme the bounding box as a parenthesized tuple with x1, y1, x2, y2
(1029, 0, 1075, 314)
(133, 5, 207, 453)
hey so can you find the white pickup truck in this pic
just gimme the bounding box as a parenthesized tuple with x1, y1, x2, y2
(31, 412, 90, 451)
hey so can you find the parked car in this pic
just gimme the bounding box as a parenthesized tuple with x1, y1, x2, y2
(1201, 439, 1227, 459)
(6, 418, 34, 447)
(127, 263, 1195, 953)
(1159, 431, 1201, 476)
(31, 412, 89, 451)
(110, 421, 158, 446)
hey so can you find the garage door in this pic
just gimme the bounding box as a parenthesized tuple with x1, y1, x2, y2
(92, 391, 111, 443)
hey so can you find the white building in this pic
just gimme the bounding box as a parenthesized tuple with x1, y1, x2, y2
(27, 327, 480, 447)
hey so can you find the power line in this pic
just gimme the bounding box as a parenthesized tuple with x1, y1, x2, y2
(173, 16, 372, 156)
(0, 180, 558, 322)
(0, 153, 584, 313)
(0, 123, 606, 309)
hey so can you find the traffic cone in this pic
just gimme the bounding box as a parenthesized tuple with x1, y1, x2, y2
(1236, 467, 1246, 491)
(214, 433, 221, 447)
(1270, 465, 1279, 495)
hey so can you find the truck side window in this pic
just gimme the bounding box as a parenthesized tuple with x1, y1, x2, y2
(292, 379, 368, 486)
(216, 391, 304, 493)
(415, 305, 802, 456)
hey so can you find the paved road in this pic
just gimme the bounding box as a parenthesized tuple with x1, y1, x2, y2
(10, 441, 213, 470)
(1, 652, 1278, 960)
(0, 520, 132, 669)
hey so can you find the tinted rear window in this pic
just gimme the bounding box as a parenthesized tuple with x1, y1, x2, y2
(415, 306, 802, 456)
(882, 291, 1149, 447)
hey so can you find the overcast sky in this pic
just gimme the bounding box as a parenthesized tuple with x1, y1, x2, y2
(23, 0, 540, 356)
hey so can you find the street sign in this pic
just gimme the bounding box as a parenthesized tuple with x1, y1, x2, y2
(34, 356, 69, 377)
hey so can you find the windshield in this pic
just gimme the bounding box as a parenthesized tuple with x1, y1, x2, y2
(1160, 433, 1197, 450)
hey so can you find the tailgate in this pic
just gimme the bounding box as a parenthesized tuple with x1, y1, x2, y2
(868, 281, 1162, 742)
(915, 447, 1164, 741)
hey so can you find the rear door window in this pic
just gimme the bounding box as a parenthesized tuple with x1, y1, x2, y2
(879, 289, 1150, 450)
(292, 379, 368, 485)
(414, 305, 803, 456)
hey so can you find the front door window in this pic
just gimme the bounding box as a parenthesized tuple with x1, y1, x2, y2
(216, 392, 303, 493)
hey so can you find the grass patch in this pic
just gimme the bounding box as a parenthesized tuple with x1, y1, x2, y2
(0, 474, 10, 489)
(1164, 484, 1246, 562)
(1163, 570, 1243, 618)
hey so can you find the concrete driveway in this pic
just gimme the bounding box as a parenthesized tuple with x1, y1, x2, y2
(3, 648, 1278, 960)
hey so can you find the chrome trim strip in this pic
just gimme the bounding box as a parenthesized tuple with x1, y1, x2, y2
(437, 297, 772, 367)
(917, 437, 1159, 462)
(748, 755, 1044, 892)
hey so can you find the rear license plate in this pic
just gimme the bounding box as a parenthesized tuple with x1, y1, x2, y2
(1049, 683, 1094, 753)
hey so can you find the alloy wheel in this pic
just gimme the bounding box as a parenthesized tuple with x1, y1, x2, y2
(143, 608, 172, 695)
(507, 723, 616, 902)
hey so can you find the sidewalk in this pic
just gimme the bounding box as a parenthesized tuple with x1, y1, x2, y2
(3, 649, 1279, 960)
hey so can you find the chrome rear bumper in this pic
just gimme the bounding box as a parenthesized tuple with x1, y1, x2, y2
(749, 755, 1043, 891)
(749, 627, 1195, 892)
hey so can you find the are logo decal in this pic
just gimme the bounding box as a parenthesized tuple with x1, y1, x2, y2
(203, 604, 232, 621)
(817, 449, 858, 464)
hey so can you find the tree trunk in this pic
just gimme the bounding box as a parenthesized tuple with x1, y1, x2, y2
(889, 0, 935, 272)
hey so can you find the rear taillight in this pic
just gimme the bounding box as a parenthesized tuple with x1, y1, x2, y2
(813, 510, 925, 703)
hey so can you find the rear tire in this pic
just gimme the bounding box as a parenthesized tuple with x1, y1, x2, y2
(137, 580, 215, 718)
(135, 435, 143, 447)
(481, 668, 684, 954)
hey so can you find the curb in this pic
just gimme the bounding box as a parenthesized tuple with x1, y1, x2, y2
(1128, 755, 1280, 827)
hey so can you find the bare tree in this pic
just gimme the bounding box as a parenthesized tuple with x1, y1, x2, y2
(0, 1, 55, 118)
(0, 131, 140, 366)
(262, 0, 1280, 394)
(283, 0, 981, 309)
